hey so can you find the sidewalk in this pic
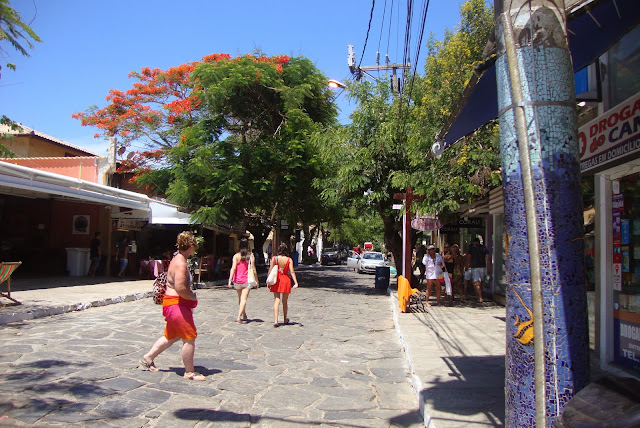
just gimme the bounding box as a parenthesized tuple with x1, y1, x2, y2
(390, 289, 506, 427)
(1, 270, 507, 427)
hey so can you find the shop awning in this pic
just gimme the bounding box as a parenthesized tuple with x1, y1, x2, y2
(149, 200, 193, 224)
(437, 0, 640, 150)
(110, 200, 194, 224)
(0, 161, 150, 211)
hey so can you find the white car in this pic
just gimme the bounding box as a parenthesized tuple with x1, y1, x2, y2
(356, 251, 386, 274)
(346, 250, 360, 271)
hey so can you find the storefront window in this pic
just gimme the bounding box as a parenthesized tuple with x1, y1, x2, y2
(613, 172, 640, 373)
(608, 25, 640, 108)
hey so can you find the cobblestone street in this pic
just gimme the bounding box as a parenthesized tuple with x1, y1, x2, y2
(0, 267, 423, 427)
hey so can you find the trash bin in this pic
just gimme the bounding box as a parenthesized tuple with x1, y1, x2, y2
(66, 247, 90, 276)
(375, 266, 390, 293)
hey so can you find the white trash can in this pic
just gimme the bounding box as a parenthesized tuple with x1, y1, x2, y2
(66, 247, 90, 276)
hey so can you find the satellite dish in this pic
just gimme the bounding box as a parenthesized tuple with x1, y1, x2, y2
(117, 146, 126, 156)
(127, 151, 135, 160)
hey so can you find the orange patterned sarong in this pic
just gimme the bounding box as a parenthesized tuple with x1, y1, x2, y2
(162, 295, 198, 340)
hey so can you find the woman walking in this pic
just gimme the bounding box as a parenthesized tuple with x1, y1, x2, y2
(268, 242, 299, 327)
(228, 238, 258, 323)
(140, 231, 205, 381)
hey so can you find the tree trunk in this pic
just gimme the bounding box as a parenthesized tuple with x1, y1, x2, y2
(246, 222, 270, 263)
(381, 213, 403, 275)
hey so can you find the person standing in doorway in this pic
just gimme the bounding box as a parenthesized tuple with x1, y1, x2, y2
(266, 243, 273, 265)
(466, 237, 491, 303)
(268, 242, 299, 327)
(228, 238, 258, 323)
(116, 236, 129, 278)
(88, 232, 102, 277)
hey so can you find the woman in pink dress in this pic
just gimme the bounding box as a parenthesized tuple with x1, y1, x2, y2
(228, 238, 258, 323)
(268, 242, 299, 327)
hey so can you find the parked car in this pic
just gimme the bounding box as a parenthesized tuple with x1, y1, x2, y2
(356, 251, 386, 274)
(321, 248, 341, 265)
(346, 250, 360, 271)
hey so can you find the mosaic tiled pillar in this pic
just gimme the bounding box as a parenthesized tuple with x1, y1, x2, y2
(495, 2, 590, 426)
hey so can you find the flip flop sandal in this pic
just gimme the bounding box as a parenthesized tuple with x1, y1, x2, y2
(139, 358, 159, 372)
(184, 372, 206, 381)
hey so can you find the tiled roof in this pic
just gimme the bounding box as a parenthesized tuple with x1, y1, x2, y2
(0, 123, 101, 157)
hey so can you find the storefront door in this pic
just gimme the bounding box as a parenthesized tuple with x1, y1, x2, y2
(612, 172, 640, 373)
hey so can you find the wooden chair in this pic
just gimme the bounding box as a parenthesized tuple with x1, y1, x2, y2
(0, 262, 22, 306)
(195, 256, 210, 283)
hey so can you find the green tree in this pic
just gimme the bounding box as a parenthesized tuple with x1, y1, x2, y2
(400, 0, 500, 218)
(314, 0, 499, 269)
(0, 0, 42, 156)
(166, 55, 337, 252)
(314, 78, 416, 267)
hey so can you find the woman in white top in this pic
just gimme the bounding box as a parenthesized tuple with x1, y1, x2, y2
(422, 245, 444, 306)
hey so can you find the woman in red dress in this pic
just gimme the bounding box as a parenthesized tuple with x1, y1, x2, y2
(268, 242, 299, 327)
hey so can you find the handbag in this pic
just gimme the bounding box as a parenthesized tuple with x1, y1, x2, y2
(443, 269, 452, 296)
(152, 272, 168, 304)
(247, 257, 259, 288)
(266, 256, 279, 286)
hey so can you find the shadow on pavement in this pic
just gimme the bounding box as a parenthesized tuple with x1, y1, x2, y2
(174, 407, 423, 427)
(421, 355, 505, 425)
(299, 267, 390, 296)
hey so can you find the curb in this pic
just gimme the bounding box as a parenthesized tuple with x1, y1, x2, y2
(0, 291, 153, 325)
(389, 288, 430, 428)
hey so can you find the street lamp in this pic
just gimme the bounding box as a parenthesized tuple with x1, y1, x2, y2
(328, 79, 347, 89)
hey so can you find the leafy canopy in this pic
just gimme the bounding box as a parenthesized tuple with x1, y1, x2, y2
(0, 0, 42, 157)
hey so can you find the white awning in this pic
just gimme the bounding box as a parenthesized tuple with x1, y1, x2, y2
(0, 161, 150, 211)
(149, 200, 193, 224)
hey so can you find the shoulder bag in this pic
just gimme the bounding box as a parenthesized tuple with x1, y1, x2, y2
(152, 272, 168, 304)
(266, 256, 279, 286)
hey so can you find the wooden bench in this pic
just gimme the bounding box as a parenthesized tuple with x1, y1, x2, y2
(0, 262, 22, 306)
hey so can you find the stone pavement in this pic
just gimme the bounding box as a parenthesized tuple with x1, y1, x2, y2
(0, 266, 508, 427)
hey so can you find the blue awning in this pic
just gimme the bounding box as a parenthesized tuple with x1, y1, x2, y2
(438, 0, 640, 149)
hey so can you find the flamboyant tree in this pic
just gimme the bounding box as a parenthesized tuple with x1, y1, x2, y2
(76, 53, 338, 253)
(73, 53, 233, 178)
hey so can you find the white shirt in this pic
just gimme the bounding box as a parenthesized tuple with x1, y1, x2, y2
(422, 253, 443, 280)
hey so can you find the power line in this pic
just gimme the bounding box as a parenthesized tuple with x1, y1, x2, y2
(359, 0, 377, 68)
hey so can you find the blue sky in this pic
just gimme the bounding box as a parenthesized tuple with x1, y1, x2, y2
(2, 0, 465, 155)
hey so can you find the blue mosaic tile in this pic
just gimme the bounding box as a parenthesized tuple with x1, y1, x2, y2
(496, 28, 590, 427)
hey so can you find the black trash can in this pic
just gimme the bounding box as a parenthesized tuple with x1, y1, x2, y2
(375, 266, 390, 293)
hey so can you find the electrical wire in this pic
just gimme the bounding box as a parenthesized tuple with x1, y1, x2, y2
(377, 0, 388, 64)
(359, 0, 377, 68)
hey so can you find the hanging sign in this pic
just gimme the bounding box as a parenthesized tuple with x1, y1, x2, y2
(117, 218, 147, 231)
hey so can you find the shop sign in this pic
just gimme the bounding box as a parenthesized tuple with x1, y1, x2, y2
(579, 92, 640, 173)
(457, 217, 483, 228)
(614, 312, 640, 372)
(117, 218, 147, 231)
(439, 224, 459, 233)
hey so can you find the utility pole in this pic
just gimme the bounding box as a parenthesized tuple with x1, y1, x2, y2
(348, 45, 410, 93)
(394, 188, 425, 278)
(495, 1, 589, 426)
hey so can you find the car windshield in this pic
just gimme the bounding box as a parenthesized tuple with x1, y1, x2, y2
(363, 253, 383, 260)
